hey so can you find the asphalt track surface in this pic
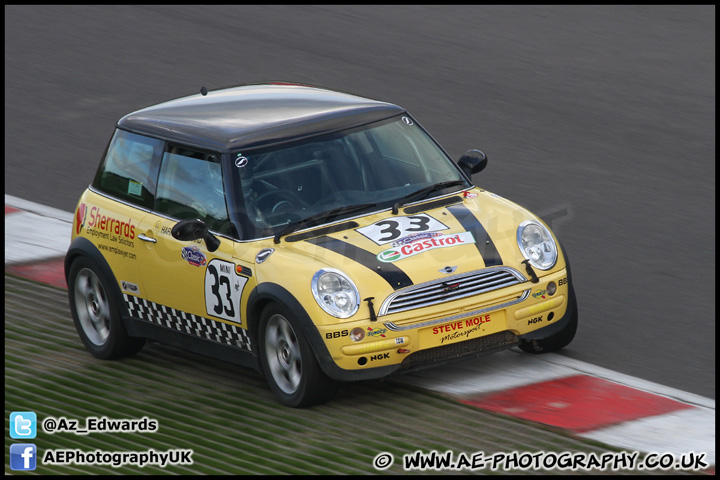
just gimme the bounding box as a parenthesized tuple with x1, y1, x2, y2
(5, 5, 715, 400)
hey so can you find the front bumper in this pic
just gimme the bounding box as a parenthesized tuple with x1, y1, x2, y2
(313, 266, 572, 382)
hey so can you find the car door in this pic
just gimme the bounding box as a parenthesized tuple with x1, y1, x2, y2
(133, 144, 255, 346)
(85, 128, 165, 299)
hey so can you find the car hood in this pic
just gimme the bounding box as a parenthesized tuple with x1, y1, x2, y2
(255, 188, 563, 307)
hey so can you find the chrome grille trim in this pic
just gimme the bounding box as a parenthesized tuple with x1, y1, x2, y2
(379, 266, 526, 316)
(383, 289, 530, 332)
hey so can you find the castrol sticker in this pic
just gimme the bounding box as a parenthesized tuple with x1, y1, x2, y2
(376, 231, 476, 263)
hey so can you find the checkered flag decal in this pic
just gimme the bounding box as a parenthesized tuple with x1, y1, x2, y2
(124, 294, 252, 352)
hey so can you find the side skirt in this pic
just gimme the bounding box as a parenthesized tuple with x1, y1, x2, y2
(124, 316, 261, 372)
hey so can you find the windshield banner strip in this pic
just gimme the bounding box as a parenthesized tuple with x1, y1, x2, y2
(305, 236, 414, 290)
(446, 204, 503, 266)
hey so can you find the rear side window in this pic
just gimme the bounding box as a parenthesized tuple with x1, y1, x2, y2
(92, 129, 163, 209)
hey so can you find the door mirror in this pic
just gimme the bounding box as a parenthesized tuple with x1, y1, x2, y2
(171, 218, 221, 252)
(458, 149, 488, 179)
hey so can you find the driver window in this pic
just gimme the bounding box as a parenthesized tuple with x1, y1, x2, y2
(155, 146, 231, 235)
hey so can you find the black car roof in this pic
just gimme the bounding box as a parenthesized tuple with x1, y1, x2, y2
(116, 83, 405, 152)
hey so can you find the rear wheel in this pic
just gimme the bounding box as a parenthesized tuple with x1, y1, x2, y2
(259, 303, 338, 407)
(68, 256, 145, 359)
(519, 284, 578, 354)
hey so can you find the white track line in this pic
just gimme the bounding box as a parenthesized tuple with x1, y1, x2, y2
(580, 408, 715, 464)
(538, 352, 715, 409)
(5, 194, 74, 222)
(5, 195, 72, 264)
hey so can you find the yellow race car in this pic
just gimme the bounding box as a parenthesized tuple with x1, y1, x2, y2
(65, 83, 577, 407)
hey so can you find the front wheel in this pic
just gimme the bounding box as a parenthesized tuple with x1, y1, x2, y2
(519, 284, 578, 354)
(259, 303, 338, 407)
(67, 256, 145, 359)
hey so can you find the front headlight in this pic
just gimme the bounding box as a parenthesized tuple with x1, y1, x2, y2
(517, 220, 557, 270)
(311, 268, 360, 318)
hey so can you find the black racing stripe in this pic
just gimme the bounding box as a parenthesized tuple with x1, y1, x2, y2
(446, 204, 503, 266)
(306, 236, 414, 290)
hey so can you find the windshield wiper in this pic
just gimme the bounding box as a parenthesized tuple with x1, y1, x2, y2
(391, 180, 466, 214)
(273, 203, 377, 244)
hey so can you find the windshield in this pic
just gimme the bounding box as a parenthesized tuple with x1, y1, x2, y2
(228, 115, 469, 240)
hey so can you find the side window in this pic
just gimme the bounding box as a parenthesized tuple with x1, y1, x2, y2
(155, 146, 231, 235)
(92, 129, 164, 209)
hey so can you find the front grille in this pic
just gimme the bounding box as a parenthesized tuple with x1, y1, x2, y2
(380, 266, 525, 316)
(398, 330, 518, 371)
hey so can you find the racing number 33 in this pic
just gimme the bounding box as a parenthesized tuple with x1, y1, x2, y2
(204, 259, 246, 323)
(357, 214, 449, 245)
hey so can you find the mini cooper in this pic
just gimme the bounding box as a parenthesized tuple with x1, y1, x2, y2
(65, 82, 578, 407)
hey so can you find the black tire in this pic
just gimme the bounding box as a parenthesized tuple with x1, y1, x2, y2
(67, 256, 145, 359)
(519, 284, 578, 354)
(259, 303, 338, 407)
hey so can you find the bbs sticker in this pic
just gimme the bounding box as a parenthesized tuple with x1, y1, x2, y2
(204, 259, 247, 324)
(356, 214, 448, 245)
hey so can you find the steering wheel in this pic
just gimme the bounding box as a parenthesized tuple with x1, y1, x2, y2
(254, 189, 309, 216)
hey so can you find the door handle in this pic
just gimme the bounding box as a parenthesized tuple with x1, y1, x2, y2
(138, 233, 157, 243)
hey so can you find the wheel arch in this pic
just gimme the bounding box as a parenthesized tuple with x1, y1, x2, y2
(246, 282, 334, 374)
(65, 236, 129, 318)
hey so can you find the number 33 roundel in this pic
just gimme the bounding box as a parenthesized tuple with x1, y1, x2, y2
(356, 214, 449, 245)
(204, 259, 247, 324)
